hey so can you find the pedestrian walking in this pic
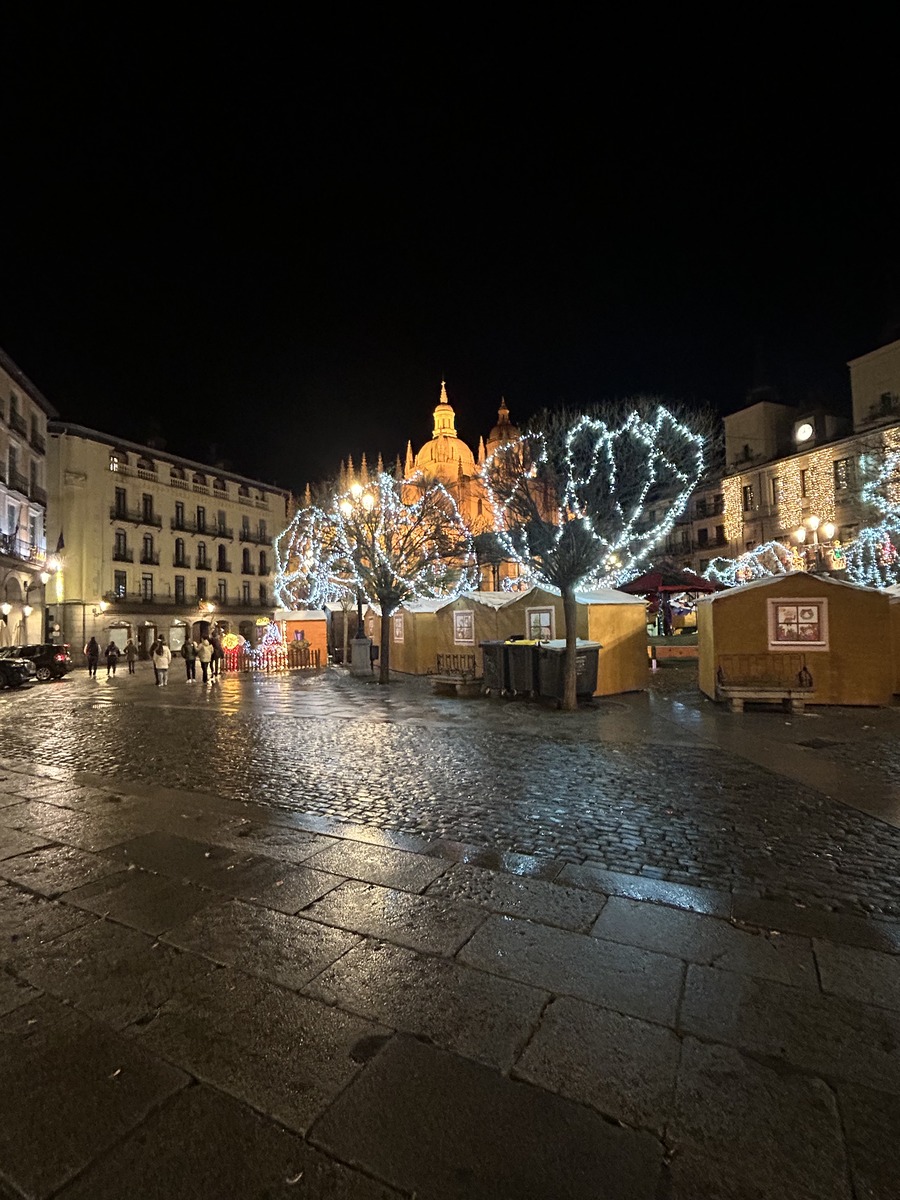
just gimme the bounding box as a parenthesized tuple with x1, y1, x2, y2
(210, 631, 223, 682)
(84, 636, 100, 678)
(196, 635, 213, 685)
(124, 638, 137, 674)
(181, 636, 197, 682)
(151, 636, 172, 686)
(104, 639, 120, 677)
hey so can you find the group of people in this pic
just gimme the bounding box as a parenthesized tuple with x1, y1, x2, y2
(84, 637, 137, 677)
(84, 632, 223, 685)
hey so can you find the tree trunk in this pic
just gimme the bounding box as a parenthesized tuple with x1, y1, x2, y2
(561, 583, 578, 712)
(342, 610, 349, 666)
(379, 604, 394, 684)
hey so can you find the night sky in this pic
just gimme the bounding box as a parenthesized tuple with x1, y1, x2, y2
(3, 33, 899, 497)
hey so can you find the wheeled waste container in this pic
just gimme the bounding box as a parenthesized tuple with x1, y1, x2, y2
(479, 640, 509, 695)
(505, 637, 540, 696)
(537, 639, 602, 700)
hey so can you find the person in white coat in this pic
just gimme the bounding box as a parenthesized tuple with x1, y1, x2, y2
(152, 636, 172, 686)
(196, 635, 214, 685)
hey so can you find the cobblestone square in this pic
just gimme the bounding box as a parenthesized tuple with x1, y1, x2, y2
(0, 662, 898, 1197)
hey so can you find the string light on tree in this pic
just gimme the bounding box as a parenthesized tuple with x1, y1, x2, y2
(482, 406, 707, 590)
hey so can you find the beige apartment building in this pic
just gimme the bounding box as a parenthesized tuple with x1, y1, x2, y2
(47, 424, 291, 656)
(668, 338, 900, 575)
(0, 348, 56, 646)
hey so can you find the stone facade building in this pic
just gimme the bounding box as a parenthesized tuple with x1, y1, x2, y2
(0, 347, 56, 646)
(47, 424, 290, 656)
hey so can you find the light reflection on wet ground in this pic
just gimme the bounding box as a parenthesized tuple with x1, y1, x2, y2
(2, 665, 900, 915)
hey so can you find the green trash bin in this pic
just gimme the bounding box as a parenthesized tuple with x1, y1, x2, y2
(505, 637, 540, 697)
(537, 639, 602, 700)
(479, 640, 509, 695)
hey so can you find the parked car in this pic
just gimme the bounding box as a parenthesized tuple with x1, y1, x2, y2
(0, 643, 73, 682)
(0, 654, 37, 689)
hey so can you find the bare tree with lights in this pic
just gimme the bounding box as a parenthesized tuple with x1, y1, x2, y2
(481, 401, 711, 710)
(335, 472, 477, 684)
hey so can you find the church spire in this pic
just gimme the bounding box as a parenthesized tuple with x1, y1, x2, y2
(432, 379, 457, 439)
(405, 440, 414, 475)
(360, 452, 369, 484)
(478, 436, 486, 464)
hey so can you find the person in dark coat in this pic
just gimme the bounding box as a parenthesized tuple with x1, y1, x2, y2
(84, 637, 100, 678)
(104, 640, 120, 677)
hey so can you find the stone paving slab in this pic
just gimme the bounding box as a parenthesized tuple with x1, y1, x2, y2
(306, 937, 549, 1071)
(0, 882, 95, 961)
(557, 863, 733, 916)
(55, 1083, 404, 1200)
(236, 864, 346, 914)
(0, 799, 153, 853)
(425, 839, 565, 880)
(63, 868, 218, 935)
(592, 894, 818, 987)
(303, 839, 449, 892)
(163, 897, 360, 989)
(425, 863, 605, 931)
(680, 964, 900, 1095)
(301, 880, 486, 955)
(129, 968, 390, 1135)
(513, 994, 680, 1131)
(0, 825, 53, 862)
(668, 1038, 851, 1200)
(211, 823, 338, 864)
(311, 1034, 663, 1200)
(0, 995, 187, 1200)
(459, 914, 685, 1025)
(837, 1082, 900, 1200)
(0, 842, 122, 898)
(16, 917, 214, 1029)
(0, 972, 40, 1017)
(813, 938, 900, 1011)
(731, 894, 900, 952)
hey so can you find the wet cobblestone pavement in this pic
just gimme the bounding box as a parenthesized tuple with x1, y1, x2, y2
(1, 663, 899, 1198)
(1, 664, 900, 917)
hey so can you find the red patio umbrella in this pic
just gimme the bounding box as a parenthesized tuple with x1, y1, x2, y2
(618, 567, 723, 595)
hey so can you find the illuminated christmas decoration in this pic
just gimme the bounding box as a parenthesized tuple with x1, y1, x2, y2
(333, 472, 477, 603)
(274, 504, 352, 610)
(482, 406, 707, 590)
(778, 461, 803, 532)
(722, 478, 744, 543)
(704, 540, 795, 587)
(221, 632, 244, 651)
(844, 441, 900, 586)
(806, 449, 836, 524)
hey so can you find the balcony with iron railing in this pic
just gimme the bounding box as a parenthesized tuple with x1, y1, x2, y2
(102, 591, 270, 610)
(258, 566, 271, 576)
(173, 555, 192, 569)
(196, 559, 211, 572)
(110, 505, 163, 528)
(30, 431, 46, 454)
(216, 561, 232, 573)
(0, 534, 46, 564)
(9, 410, 27, 436)
(112, 547, 134, 562)
(140, 551, 161, 566)
(30, 483, 47, 507)
(241, 563, 256, 575)
(8, 468, 29, 497)
(239, 529, 273, 545)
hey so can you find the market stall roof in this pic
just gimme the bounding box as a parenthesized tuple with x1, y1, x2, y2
(618, 567, 723, 595)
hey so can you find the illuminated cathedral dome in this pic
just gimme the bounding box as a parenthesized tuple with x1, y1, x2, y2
(487, 397, 519, 451)
(413, 380, 477, 484)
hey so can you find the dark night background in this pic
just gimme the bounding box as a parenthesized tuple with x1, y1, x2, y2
(3, 29, 898, 498)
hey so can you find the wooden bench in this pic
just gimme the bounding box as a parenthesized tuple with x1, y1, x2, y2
(431, 653, 482, 697)
(716, 653, 815, 713)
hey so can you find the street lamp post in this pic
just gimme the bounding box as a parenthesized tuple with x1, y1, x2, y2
(794, 515, 837, 573)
